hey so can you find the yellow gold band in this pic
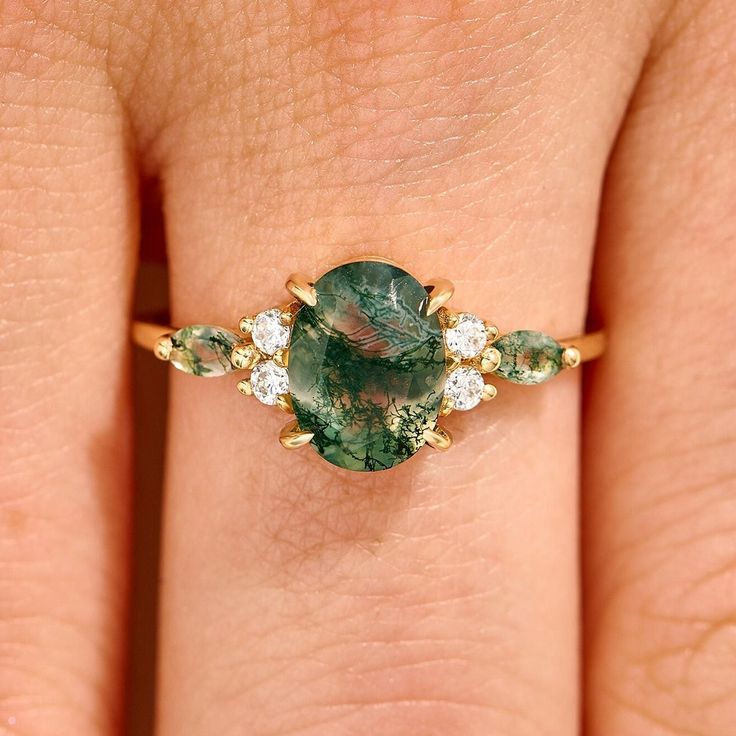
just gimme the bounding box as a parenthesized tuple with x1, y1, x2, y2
(132, 319, 605, 365)
(130, 259, 605, 471)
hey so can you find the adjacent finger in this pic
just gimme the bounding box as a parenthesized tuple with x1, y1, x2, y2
(583, 1, 736, 733)
(0, 6, 136, 734)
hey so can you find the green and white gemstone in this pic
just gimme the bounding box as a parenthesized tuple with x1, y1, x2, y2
(288, 261, 445, 471)
(168, 325, 241, 377)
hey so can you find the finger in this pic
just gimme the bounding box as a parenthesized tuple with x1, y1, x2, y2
(583, 2, 736, 733)
(127, 2, 655, 734)
(0, 7, 136, 734)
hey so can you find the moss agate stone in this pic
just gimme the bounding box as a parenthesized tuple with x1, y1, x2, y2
(495, 330, 563, 384)
(169, 325, 240, 377)
(289, 261, 446, 471)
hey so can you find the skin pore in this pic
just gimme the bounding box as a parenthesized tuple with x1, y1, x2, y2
(0, 1, 734, 734)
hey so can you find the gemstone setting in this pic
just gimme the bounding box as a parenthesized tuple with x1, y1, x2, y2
(444, 312, 488, 359)
(444, 365, 485, 411)
(252, 308, 290, 356)
(250, 360, 289, 405)
(288, 260, 446, 472)
(495, 330, 563, 384)
(169, 325, 240, 377)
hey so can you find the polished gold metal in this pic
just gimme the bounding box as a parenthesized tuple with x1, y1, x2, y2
(479, 345, 502, 373)
(272, 348, 289, 368)
(481, 383, 498, 401)
(446, 354, 462, 372)
(238, 315, 255, 334)
(561, 346, 581, 369)
(231, 343, 261, 370)
(237, 378, 253, 396)
(279, 310, 294, 326)
(439, 396, 454, 417)
(425, 279, 455, 316)
(560, 330, 605, 364)
(276, 394, 294, 414)
(484, 322, 499, 342)
(279, 420, 314, 449)
(423, 426, 453, 451)
(285, 274, 318, 307)
(154, 335, 173, 361)
(133, 322, 174, 353)
(438, 307, 459, 328)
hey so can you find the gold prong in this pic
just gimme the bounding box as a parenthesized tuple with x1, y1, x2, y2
(273, 348, 289, 368)
(481, 383, 497, 401)
(424, 278, 455, 316)
(237, 379, 253, 396)
(154, 335, 173, 361)
(560, 331, 605, 363)
(440, 396, 454, 417)
(446, 354, 462, 372)
(439, 307, 459, 328)
(276, 394, 294, 414)
(279, 420, 314, 450)
(562, 346, 581, 369)
(239, 315, 255, 334)
(423, 425, 453, 451)
(286, 273, 317, 306)
(485, 322, 499, 342)
(230, 343, 261, 370)
(479, 346, 501, 373)
(279, 310, 294, 326)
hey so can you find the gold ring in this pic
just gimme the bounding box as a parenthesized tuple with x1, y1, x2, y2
(133, 258, 604, 472)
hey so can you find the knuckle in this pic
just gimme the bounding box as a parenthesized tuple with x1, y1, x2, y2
(0, 620, 114, 736)
(139, 0, 598, 189)
(199, 600, 537, 736)
(596, 490, 736, 734)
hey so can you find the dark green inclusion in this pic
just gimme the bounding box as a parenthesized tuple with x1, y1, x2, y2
(289, 261, 446, 472)
(169, 325, 240, 377)
(495, 330, 563, 384)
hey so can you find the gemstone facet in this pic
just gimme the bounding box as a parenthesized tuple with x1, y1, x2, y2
(444, 366, 485, 411)
(495, 330, 563, 384)
(444, 312, 488, 359)
(289, 260, 446, 471)
(250, 360, 289, 405)
(252, 308, 291, 356)
(169, 325, 240, 377)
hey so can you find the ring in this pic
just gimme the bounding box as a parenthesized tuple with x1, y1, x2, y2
(133, 258, 604, 472)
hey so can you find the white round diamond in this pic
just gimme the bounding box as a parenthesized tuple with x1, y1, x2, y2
(252, 308, 290, 356)
(444, 366, 485, 411)
(250, 361, 289, 406)
(444, 312, 488, 359)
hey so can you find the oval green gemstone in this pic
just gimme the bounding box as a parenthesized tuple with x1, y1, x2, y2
(495, 330, 563, 384)
(289, 261, 446, 472)
(169, 325, 240, 377)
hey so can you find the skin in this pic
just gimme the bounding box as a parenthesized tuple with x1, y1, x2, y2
(0, 0, 734, 734)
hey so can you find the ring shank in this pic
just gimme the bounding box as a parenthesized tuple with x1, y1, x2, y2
(559, 330, 606, 363)
(131, 320, 605, 364)
(132, 321, 173, 352)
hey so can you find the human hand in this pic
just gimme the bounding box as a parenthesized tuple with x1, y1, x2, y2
(1, 1, 734, 734)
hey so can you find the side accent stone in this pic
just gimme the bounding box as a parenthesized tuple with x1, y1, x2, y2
(495, 330, 563, 384)
(169, 325, 240, 377)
